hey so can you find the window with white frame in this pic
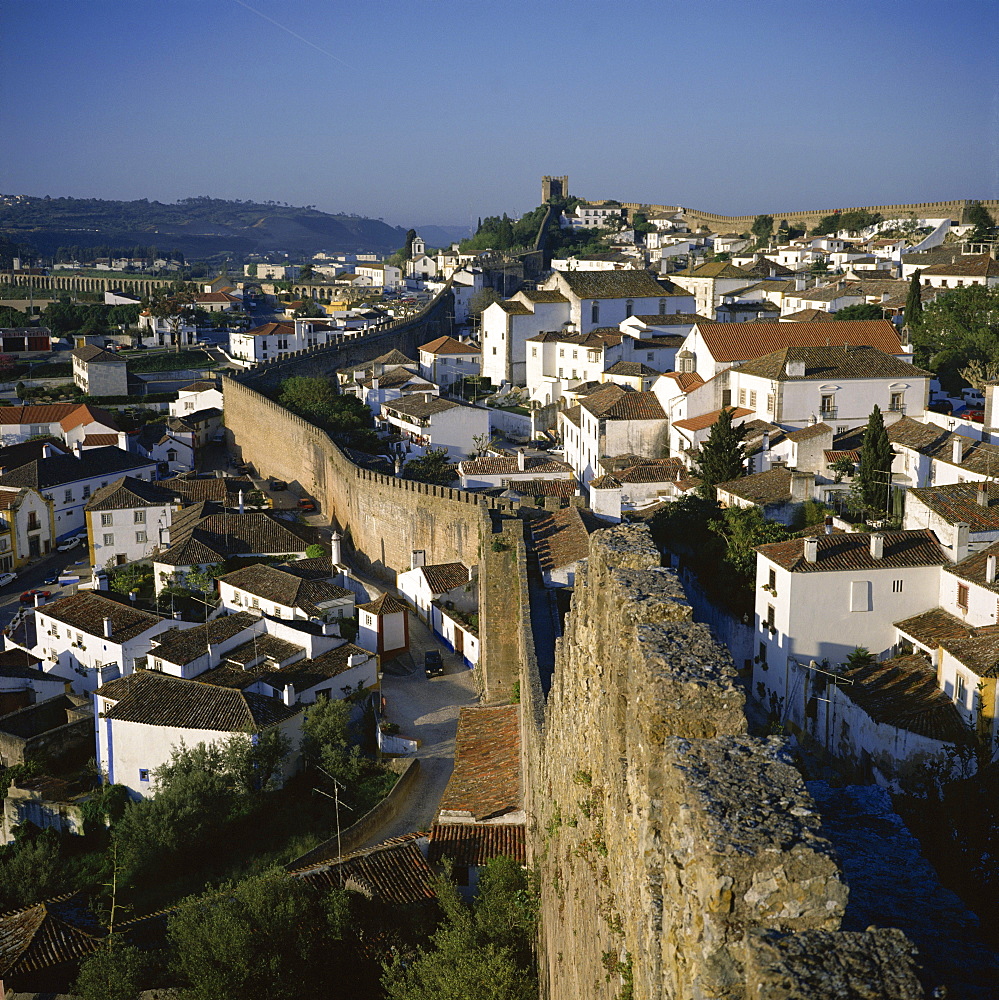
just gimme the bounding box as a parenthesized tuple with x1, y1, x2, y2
(103, 533, 114, 546)
(101, 513, 112, 526)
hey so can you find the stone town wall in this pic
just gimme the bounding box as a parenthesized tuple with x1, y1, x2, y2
(222, 378, 517, 582)
(527, 523, 926, 999)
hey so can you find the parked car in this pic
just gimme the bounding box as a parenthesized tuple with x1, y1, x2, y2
(966, 409, 984, 423)
(928, 399, 953, 414)
(270, 480, 287, 491)
(56, 535, 84, 552)
(297, 498, 317, 511)
(0, 572, 17, 588)
(19, 589, 51, 604)
(43, 574, 60, 585)
(424, 649, 444, 678)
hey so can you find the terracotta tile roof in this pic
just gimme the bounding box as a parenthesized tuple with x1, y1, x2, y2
(782, 308, 841, 322)
(427, 823, 526, 866)
(735, 345, 930, 382)
(85, 475, 179, 511)
(440, 706, 521, 821)
(357, 592, 409, 616)
(504, 478, 577, 498)
(939, 631, 999, 678)
(579, 385, 666, 421)
(146, 611, 259, 667)
(222, 633, 304, 668)
(919, 254, 999, 278)
(291, 834, 437, 905)
(0, 893, 104, 979)
(839, 655, 972, 744)
(71, 345, 123, 364)
(259, 642, 373, 694)
(39, 591, 164, 643)
(337, 349, 417, 376)
(0, 447, 154, 491)
(531, 505, 604, 572)
(717, 467, 807, 505)
(518, 289, 569, 303)
(598, 456, 686, 484)
(357, 366, 427, 390)
(219, 563, 351, 616)
(757, 529, 946, 573)
(909, 482, 999, 530)
(98, 668, 299, 731)
(419, 335, 479, 355)
(82, 433, 121, 447)
(557, 269, 670, 299)
(241, 321, 294, 338)
(459, 454, 573, 476)
(158, 510, 313, 566)
(603, 360, 662, 377)
(673, 261, 753, 279)
(59, 405, 120, 433)
(672, 406, 754, 432)
(825, 448, 861, 464)
(695, 319, 904, 362)
(786, 422, 833, 442)
(419, 562, 470, 594)
(945, 540, 999, 593)
(559, 405, 581, 428)
(0, 404, 81, 426)
(383, 393, 463, 420)
(179, 379, 219, 393)
(496, 301, 533, 315)
(894, 607, 996, 649)
(655, 370, 705, 393)
(888, 417, 999, 476)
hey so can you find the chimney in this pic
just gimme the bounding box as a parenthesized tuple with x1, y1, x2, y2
(372, 377, 379, 393)
(42, 443, 53, 459)
(804, 536, 818, 563)
(283, 683, 295, 707)
(790, 471, 812, 502)
(373, 362, 384, 376)
(74, 441, 83, 458)
(411, 549, 425, 570)
(394, 455, 402, 477)
(102, 616, 112, 638)
(238, 489, 244, 514)
(869, 532, 884, 559)
(824, 515, 834, 534)
(517, 449, 526, 471)
(987, 554, 997, 583)
(953, 521, 970, 563)
(952, 438, 964, 464)
(322, 620, 339, 636)
(330, 529, 342, 566)
(761, 431, 770, 453)
(347, 653, 365, 668)
(977, 485, 989, 507)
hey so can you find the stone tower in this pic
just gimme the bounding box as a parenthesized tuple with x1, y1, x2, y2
(542, 175, 568, 202)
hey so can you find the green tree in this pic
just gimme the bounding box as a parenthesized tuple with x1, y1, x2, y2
(0, 305, 28, 327)
(751, 214, 774, 244)
(966, 200, 995, 238)
(696, 407, 747, 499)
(404, 447, 456, 486)
(469, 287, 502, 318)
(711, 505, 791, 580)
(404, 229, 418, 258)
(904, 271, 923, 330)
(168, 870, 351, 1000)
(382, 857, 537, 1000)
(910, 285, 999, 379)
(835, 303, 884, 321)
(293, 297, 324, 318)
(857, 405, 893, 517)
(0, 828, 67, 909)
(146, 288, 196, 352)
(305, 543, 326, 559)
(74, 940, 147, 1000)
(300, 696, 362, 785)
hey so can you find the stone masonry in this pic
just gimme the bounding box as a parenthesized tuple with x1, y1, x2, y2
(531, 523, 926, 999)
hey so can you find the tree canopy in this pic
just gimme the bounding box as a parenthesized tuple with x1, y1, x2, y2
(696, 407, 747, 499)
(910, 285, 999, 382)
(904, 271, 923, 330)
(751, 215, 774, 243)
(403, 446, 456, 486)
(857, 405, 894, 517)
(835, 303, 885, 321)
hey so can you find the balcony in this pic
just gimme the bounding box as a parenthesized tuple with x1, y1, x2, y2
(819, 406, 838, 420)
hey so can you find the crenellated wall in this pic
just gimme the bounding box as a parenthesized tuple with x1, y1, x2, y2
(527, 523, 927, 999)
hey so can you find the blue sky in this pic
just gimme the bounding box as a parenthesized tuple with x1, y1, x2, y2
(1, 0, 997, 230)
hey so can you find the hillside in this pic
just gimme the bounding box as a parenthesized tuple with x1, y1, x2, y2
(0, 195, 409, 259)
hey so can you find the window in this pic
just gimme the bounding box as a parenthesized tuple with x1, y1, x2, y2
(892, 579, 903, 593)
(766, 605, 775, 629)
(890, 391, 904, 412)
(558, 368, 564, 378)
(134, 510, 146, 524)
(766, 394, 775, 413)
(625, 299, 634, 317)
(768, 568, 776, 592)
(559, 348, 565, 358)
(82, 485, 91, 499)
(531, 347, 537, 357)
(739, 389, 747, 405)
(572, 350, 578, 360)
(139, 769, 150, 782)
(492, 347, 496, 355)
(101, 513, 112, 526)
(64, 489, 73, 503)
(957, 583, 969, 609)
(103, 533, 114, 546)
(135, 531, 147, 543)
(955, 673, 967, 706)
(591, 302, 599, 324)
(251, 597, 259, 608)
(821, 394, 835, 413)
(749, 391, 757, 408)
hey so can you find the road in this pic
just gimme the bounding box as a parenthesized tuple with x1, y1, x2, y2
(360, 608, 478, 846)
(0, 544, 92, 630)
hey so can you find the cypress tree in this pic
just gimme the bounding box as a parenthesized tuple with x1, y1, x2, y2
(858, 405, 893, 517)
(904, 271, 922, 330)
(697, 407, 747, 500)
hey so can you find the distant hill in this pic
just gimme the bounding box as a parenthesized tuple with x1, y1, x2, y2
(0, 195, 409, 260)
(413, 224, 472, 249)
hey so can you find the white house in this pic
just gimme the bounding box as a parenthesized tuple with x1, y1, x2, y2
(903, 482, 999, 559)
(170, 380, 223, 418)
(889, 416, 999, 490)
(5, 591, 185, 694)
(396, 558, 475, 624)
(379, 394, 489, 461)
(217, 562, 355, 622)
(918, 254, 999, 290)
(530, 505, 605, 587)
(0, 404, 124, 450)
(84, 477, 182, 567)
(668, 261, 760, 319)
(457, 450, 574, 490)
(418, 336, 481, 389)
(479, 290, 572, 387)
(0, 446, 159, 541)
(727, 346, 930, 433)
(356, 593, 409, 659)
(0, 486, 55, 570)
(355, 262, 401, 289)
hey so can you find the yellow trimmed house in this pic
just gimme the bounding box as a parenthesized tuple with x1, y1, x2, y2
(0, 486, 56, 572)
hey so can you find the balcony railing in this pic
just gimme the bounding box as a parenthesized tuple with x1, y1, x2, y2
(819, 406, 838, 419)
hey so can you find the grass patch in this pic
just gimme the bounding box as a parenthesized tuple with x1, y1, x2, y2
(122, 350, 217, 372)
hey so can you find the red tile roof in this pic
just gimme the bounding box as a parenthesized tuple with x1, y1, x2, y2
(428, 823, 526, 866)
(419, 335, 480, 355)
(695, 319, 904, 362)
(420, 562, 471, 594)
(357, 592, 409, 616)
(439, 706, 521, 821)
(758, 529, 946, 573)
(672, 406, 754, 432)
